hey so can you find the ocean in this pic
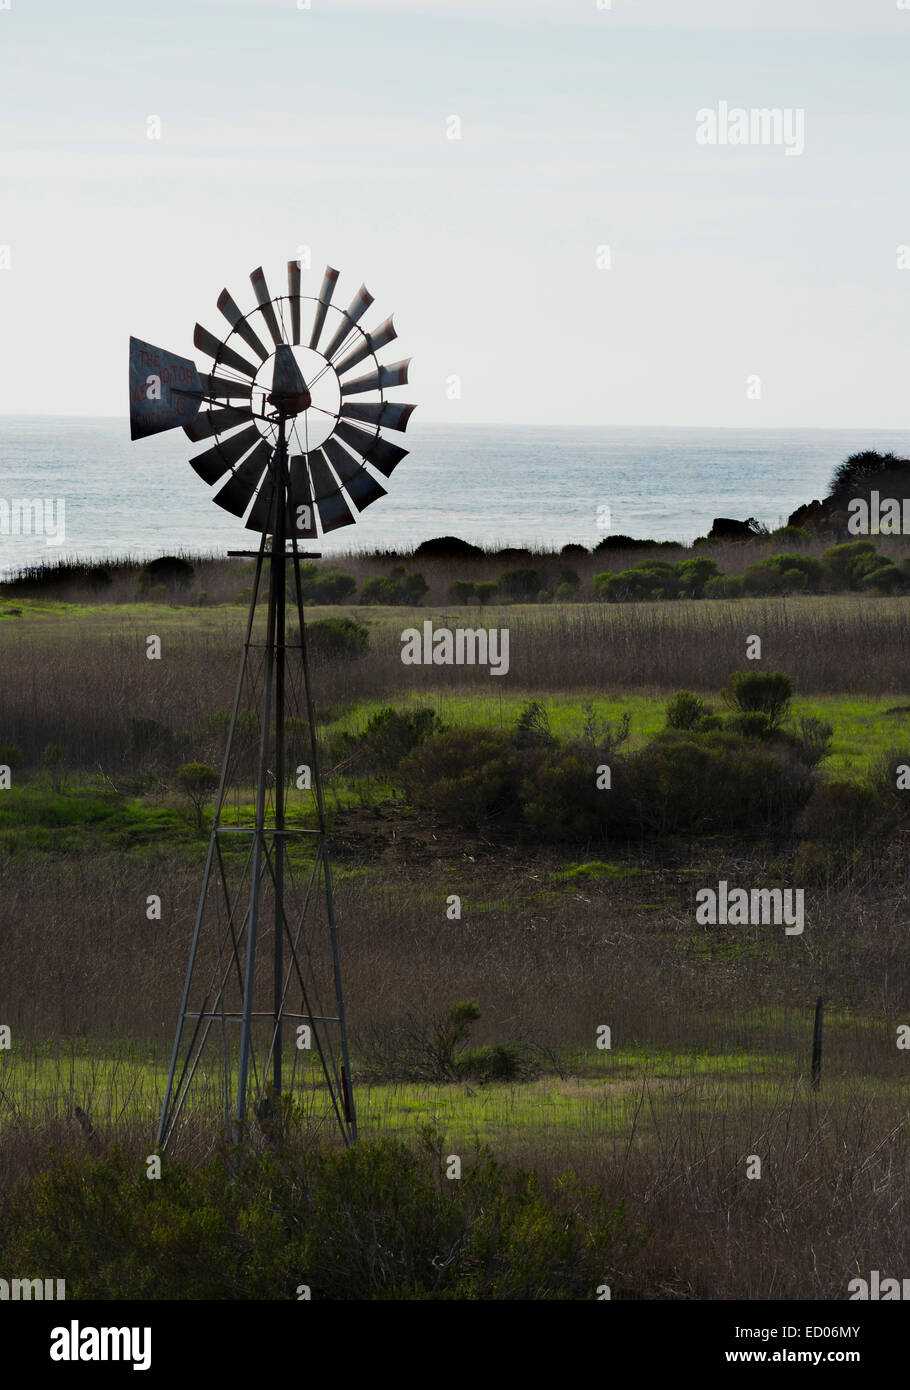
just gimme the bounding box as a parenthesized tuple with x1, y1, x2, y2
(0, 417, 907, 574)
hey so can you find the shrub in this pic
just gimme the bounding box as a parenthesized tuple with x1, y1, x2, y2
(821, 540, 879, 589)
(449, 580, 477, 603)
(761, 553, 824, 589)
(703, 574, 743, 598)
(474, 581, 498, 605)
(515, 700, 555, 747)
(138, 556, 194, 592)
(497, 568, 542, 602)
(129, 716, 176, 763)
(399, 728, 520, 828)
(360, 570, 429, 606)
(621, 730, 814, 836)
(769, 526, 810, 546)
(0, 744, 23, 767)
(675, 557, 720, 597)
(795, 780, 886, 850)
(560, 543, 589, 557)
(592, 534, 654, 552)
(555, 581, 580, 603)
(414, 536, 483, 558)
(666, 690, 709, 731)
(330, 706, 444, 774)
(741, 562, 786, 596)
(594, 569, 665, 602)
(724, 670, 792, 730)
(558, 566, 581, 592)
(861, 562, 907, 594)
(305, 617, 369, 661)
(0, 1139, 632, 1300)
(175, 762, 220, 831)
(297, 564, 357, 605)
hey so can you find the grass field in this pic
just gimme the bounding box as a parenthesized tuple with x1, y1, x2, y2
(1, 584, 908, 1298)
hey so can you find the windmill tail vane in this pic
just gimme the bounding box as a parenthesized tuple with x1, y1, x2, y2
(129, 260, 415, 1148)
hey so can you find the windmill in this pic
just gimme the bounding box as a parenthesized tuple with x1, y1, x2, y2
(129, 260, 415, 1149)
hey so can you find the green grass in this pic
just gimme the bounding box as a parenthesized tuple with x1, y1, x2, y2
(320, 690, 910, 781)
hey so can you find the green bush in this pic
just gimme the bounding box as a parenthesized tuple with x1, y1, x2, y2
(675, 557, 720, 597)
(555, 581, 580, 603)
(330, 705, 444, 774)
(761, 553, 824, 589)
(497, 568, 543, 602)
(860, 562, 907, 594)
(741, 562, 786, 596)
(621, 729, 814, 836)
(665, 690, 709, 730)
(138, 556, 194, 592)
(594, 569, 665, 602)
(703, 574, 743, 599)
(305, 617, 369, 661)
(175, 762, 220, 831)
(724, 670, 793, 730)
(0, 1140, 632, 1300)
(821, 540, 879, 590)
(449, 580, 476, 602)
(296, 564, 357, 605)
(0, 743, 23, 767)
(769, 526, 810, 546)
(474, 581, 498, 605)
(399, 728, 520, 828)
(360, 570, 429, 605)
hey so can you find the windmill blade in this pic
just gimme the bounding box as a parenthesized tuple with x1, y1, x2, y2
(250, 266, 284, 347)
(287, 454, 317, 538)
(183, 406, 252, 444)
(194, 324, 259, 379)
(288, 261, 302, 346)
(216, 289, 270, 362)
(189, 424, 263, 485)
(244, 475, 280, 532)
(214, 440, 273, 517)
(334, 315, 397, 377)
(340, 400, 416, 433)
(307, 449, 357, 533)
(321, 285, 375, 361)
(334, 420, 408, 478)
(323, 437, 387, 511)
(309, 266, 339, 350)
(201, 374, 253, 402)
(340, 359, 411, 396)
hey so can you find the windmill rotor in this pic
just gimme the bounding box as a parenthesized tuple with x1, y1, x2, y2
(130, 261, 416, 538)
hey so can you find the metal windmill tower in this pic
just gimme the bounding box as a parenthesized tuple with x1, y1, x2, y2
(129, 261, 415, 1150)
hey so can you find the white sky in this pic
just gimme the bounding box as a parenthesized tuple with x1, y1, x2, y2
(1, 0, 909, 426)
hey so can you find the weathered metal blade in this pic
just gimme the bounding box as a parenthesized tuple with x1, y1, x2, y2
(334, 315, 397, 377)
(306, 447, 342, 502)
(244, 472, 283, 532)
(188, 424, 262, 485)
(339, 359, 411, 396)
(335, 420, 409, 476)
(214, 440, 272, 518)
(323, 437, 387, 511)
(322, 285, 375, 362)
(288, 261, 302, 346)
(129, 337, 202, 440)
(194, 324, 259, 379)
(287, 454, 317, 538)
(183, 406, 252, 444)
(309, 266, 339, 350)
(201, 373, 253, 402)
(250, 266, 284, 347)
(216, 288, 270, 362)
(271, 344, 307, 398)
(340, 400, 416, 432)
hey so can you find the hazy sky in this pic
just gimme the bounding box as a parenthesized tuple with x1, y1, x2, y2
(1, 0, 908, 427)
